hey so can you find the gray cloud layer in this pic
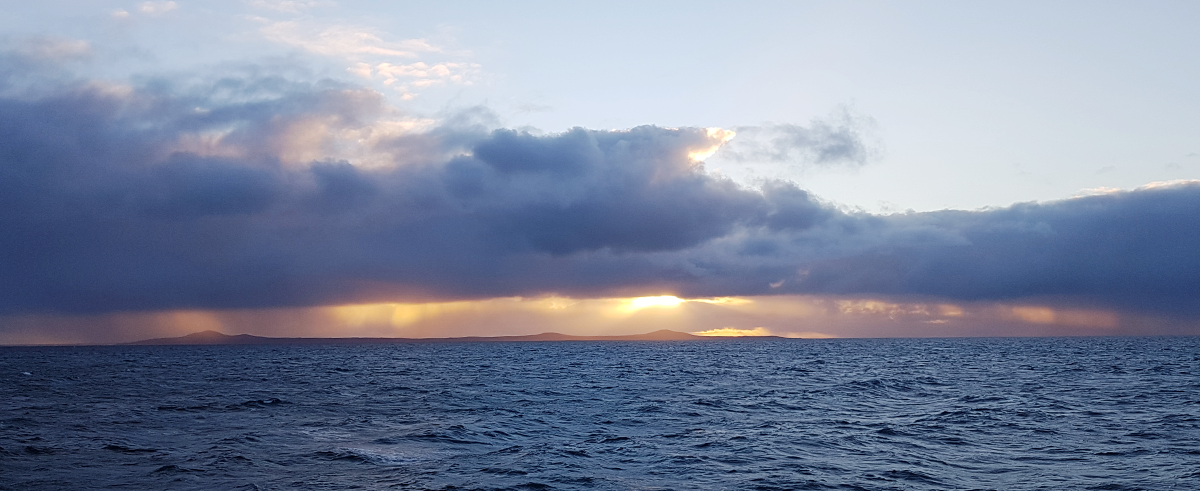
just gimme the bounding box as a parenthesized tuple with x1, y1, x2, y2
(714, 108, 878, 168)
(2, 69, 1198, 319)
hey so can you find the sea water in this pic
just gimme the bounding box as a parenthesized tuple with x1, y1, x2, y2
(2, 337, 1198, 490)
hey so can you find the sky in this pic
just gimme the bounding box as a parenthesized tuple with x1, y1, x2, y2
(1, 1, 1198, 344)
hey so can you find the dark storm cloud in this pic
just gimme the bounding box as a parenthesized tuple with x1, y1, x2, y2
(784, 187, 1200, 315)
(1, 67, 1198, 320)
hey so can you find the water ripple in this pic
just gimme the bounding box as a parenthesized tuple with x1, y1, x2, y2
(2, 337, 1199, 489)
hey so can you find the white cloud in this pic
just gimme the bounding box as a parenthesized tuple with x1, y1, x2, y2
(1075, 179, 1200, 198)
(17, 37, 92, 61)
(363, 61, 481, 98)
(260, 21, 437, 59)
(247, 0, 330, 14)
(138, 1, 179, 15)
(258, 20, 480, 100)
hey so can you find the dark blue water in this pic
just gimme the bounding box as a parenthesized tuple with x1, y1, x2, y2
(2, 337, 1199, 490)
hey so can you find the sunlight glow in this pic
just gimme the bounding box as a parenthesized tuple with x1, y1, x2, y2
(938, 304, 965, 317)
(3, 294, 1155, 345)
(1075, 179, 1200, 198)
(690, 297, 753, 306)
(786, 331, 839, 339)
(1008, 306, 1119, 329)
(691, 327, 773, 337)
(328, 300, 484, 328)
(626, 295, 686, 311)
(687, 127, 736, 162)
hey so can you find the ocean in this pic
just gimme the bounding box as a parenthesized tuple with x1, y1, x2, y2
(2, 336, 1198, 490)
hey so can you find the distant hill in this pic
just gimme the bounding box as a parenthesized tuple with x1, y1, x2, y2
(121, 329, 780, 345)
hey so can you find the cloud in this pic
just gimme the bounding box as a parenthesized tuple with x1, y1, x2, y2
(261, 21, 438, 59)
(352, 61, 482, 99)
(516, 102, 552, 113)
(770, 187, 1200, 316)
(712, 106, 879, 168)
(14, 37, 92, 61)
(138, 1, 179, 16)
(257, 20, 473, 98)
(0, 37, 96, 96)
(1, 65, 1199, 328)
(248, 0, 330, 14)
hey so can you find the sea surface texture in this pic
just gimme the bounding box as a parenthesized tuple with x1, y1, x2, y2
(2, 337, 1199, 490)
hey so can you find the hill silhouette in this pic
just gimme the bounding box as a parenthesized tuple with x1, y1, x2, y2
(121, 329, 779, 345)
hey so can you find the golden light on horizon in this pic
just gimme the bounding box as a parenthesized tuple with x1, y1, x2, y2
(1, 293, 1163, 346)
(938, 304, 965, 317)
(160, 310, 226, 333)
(690, 296, 753, 306)
(303, 296, 1129, 339)
(691, 327, 773, 337)
(690, 326, 838, 338)
(625, 295, 686, 311)
(1008, 306, 1119, 329)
